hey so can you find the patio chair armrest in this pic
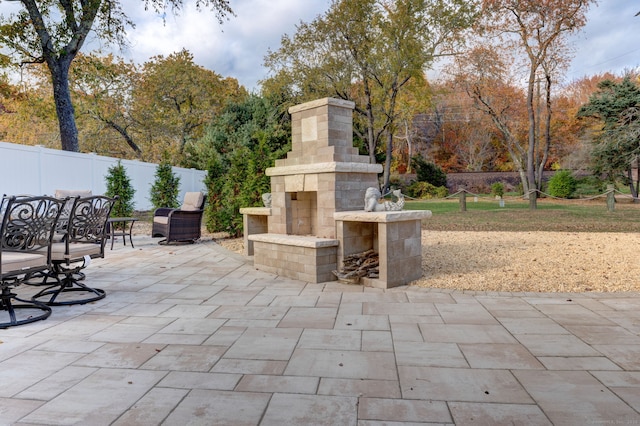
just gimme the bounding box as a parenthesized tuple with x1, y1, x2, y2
(167, 209, 204, 221)
(153, 207, 175, 218)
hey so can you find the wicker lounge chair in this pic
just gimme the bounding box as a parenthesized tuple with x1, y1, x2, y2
(152, 192, 206, 244)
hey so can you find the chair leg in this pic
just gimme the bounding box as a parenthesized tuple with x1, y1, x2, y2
(31, 268, 105, 306)
(0, 286, 52, 328)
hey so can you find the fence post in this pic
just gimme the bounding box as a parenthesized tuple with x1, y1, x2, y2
(459, 187, 467, 212)
(529, 189, 537, 210)
(607, 184, 615, 212)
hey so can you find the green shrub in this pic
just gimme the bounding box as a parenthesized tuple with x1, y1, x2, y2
(410, 156, 447, 187)
(150, 160, 181, 210)
(105, 160, 135, 224)
(547, 170, 577, 198)
(573, 175, 605, 197)
(491, 182, 505, 198)
(405, 181, 448, 199)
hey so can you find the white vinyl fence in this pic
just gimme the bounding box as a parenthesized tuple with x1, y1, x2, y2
(0, 141, 207, 211)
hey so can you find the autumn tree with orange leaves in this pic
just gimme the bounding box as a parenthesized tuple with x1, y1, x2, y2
(474, 0, 596, 205)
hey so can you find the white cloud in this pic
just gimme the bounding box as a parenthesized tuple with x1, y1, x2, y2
(116, 0, 332, 91)
(566, 2, 640, 81)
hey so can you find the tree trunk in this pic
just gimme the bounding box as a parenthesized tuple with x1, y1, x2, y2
(525, 69, 537, 198)
(49, 59, 79, 152)
(382, 130, 393, 193)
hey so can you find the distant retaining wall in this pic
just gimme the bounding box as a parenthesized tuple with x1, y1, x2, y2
(0, 141, 207, 211)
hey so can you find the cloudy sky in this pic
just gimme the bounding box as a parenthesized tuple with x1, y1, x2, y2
(3, 1, 639, 91)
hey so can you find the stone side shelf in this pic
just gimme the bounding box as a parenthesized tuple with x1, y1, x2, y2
(247, 233, 339, 283)
(334, 210, 432, 289)
(239, 207, 271, 256)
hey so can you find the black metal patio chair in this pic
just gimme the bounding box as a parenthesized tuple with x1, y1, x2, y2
(0, 195, 66, 328)
(31, 195, 116, 306)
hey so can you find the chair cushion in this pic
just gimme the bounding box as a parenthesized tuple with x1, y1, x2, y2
(181, 192, 204, 211)
(153, 216, 169, 225)
(49, 242, 102, 261)
(1, 252, 47, 272)
(55, 189, 92, 198)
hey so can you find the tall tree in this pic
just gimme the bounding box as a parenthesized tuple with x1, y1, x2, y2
(478, 0, 596, 204)
(0, 0, 232, 152)
(578, 76, 640, 198)
(70, 53, 141, 156)
(264, 0, 479, 191)
(132, 49, 246, 161)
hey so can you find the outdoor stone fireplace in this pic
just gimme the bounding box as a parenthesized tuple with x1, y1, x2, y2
(241, 97, 431, 288)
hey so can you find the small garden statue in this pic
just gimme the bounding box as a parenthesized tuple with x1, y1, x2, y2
(364, 187, 405, 212)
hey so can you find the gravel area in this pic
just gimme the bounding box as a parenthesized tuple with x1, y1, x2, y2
(416, 231, 640, 293)
(135, 220, 639, 293)
(216, 231, 640, 293)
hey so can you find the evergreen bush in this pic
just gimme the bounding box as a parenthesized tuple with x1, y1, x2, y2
(410, 156, 447, 187)
(547, 170, 577, 198)
(491, 182, 505, 198)
(105, 160, 135, 225)
(405, 181, 448, 199)
(150, 159, 181, 210)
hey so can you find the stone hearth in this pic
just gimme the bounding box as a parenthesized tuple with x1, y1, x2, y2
(242, 97, 431, 288)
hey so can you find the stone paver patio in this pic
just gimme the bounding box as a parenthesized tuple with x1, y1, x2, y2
(1, 236, 640, 425)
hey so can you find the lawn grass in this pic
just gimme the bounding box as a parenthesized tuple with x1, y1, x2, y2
(406, 196, 640, 233)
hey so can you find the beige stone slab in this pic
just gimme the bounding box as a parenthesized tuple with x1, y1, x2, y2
(0, 397, 45, 425)
(249, 233, 339, 248)
(435, 303, 499, 325)
(399, 366, 533, 404)
(498, 317, 570, 334)
(390, 323, 424, 342)
(318, 378, 401, 398)
(514, 370, 640, 424)
(285, 348, 398, 380)
(201, 325, 246, 346)
(142, 333, 210, 345)
(516, 334, 602, 357)
(73, 343, 164, 369)
(158, 371, 241, 390)
(592, 344, 640, 370)
(164, 389, 270, 425)
(297, 329, 361, 351)
(334, 314, 390, 331)
(533, 303, 617, 325)
(261, 393, 357, 426)
(22, 368, 168, 425)
(449, 402, 552, 425)
(592, 371, 640, 412)
(111, 388, 189, 426)
(223, 327, 302, 361)
(239, 206, 271, 215)
(141, 344, 226, 372)
(362, 302, 438, 316)
(394, 341, 468, 368)
(267, 161, 382, 177)
(156, 318, 226, 335)
(278, 307, 338, 329)
(564, 324, 640, 345)
(358, 397, 451, 423)
(0, 350, 84, 398)
(335, 210, 431, 223)
(418, 324, 518, 344)
(211, 359, 288, 375)
(209, 305, 289, 320)
(362, 330, 393, 352)
(459, 343, 545, 369)
(538, 356, 622, 371)
(235, 374, 319, 394)
(14, 366, 96, 401)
